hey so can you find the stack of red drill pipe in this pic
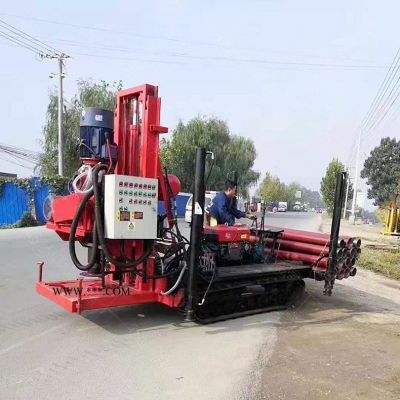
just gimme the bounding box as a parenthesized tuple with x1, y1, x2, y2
(263, 225, 361, 279)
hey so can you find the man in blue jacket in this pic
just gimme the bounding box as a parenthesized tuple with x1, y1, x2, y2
(209, 182, 256, 226)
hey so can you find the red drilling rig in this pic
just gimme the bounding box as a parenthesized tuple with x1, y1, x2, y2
(37, 83, 360, 323)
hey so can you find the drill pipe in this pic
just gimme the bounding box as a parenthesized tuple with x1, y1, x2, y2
(265, 248, 328, 268)
(265, 225, 353, 246)
(265, 239, 329, 256)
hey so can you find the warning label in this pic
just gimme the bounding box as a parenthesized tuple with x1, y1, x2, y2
(128, 222, 135, 231)
(133, 211, 143, 220)
(194, 201, 203, 215)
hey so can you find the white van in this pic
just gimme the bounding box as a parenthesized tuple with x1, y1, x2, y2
(185, 191, 217, 223)
(184, 191, 246, 223)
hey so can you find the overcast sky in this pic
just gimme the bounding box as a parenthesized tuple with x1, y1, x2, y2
(0, 1, 399, 208)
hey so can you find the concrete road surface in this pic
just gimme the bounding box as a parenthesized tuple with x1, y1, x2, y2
(0, 212, 399, 399)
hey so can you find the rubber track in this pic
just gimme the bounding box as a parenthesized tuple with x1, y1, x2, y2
(194, 274, 305, 324)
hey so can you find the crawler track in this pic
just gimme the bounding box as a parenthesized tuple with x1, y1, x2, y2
(194, 274, 305, 324)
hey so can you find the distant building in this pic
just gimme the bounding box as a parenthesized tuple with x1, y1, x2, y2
(0, 172, 17, 178)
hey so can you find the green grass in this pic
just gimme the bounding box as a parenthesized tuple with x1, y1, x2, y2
(358, 247, 400, 280)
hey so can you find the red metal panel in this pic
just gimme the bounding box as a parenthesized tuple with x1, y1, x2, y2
(36, 279, 183, 313)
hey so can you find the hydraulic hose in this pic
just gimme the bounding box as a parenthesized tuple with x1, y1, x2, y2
(68, 188, 99, 271)
(92, 164, 154, 270)
(160, 262, 187, 295)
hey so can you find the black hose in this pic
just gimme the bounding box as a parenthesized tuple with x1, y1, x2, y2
(68, 188, 99, 271)
(92, 164, 154, 270)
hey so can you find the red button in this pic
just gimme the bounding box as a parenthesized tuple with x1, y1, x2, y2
(129, 183, 133, 188)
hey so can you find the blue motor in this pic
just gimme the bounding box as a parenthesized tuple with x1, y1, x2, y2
(79, 107, 117, 161)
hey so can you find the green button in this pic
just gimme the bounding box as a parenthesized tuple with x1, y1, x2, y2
(129, 191, 133, 196)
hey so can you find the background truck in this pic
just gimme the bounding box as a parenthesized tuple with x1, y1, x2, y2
(278, 201, 287, 212)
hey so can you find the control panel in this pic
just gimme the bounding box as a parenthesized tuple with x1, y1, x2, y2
(104, 175, 158, 239)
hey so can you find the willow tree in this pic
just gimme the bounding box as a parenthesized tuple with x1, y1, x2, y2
(39, 80, 122, 177)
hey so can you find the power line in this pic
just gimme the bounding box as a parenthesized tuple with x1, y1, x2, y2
(0, 30, 41, 54)
(0, 18, 62, 55)
(346, 47, 400, 221)
(358, 48, 400, 133)
(34, 37, 388, 71)
(0, 20, 69, 177)
(0, 13, 391, 71)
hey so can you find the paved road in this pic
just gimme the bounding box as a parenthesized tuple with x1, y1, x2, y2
(0, 212, 399, 399)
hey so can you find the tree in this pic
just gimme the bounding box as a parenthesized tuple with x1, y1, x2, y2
(320, 158, 350, 210)
(258, 176, 324, 209)
(258, 173, 287, 203)
(160, 117, 259, 196)
(361, 137, 400, 206)
(39, 80, 122, 177)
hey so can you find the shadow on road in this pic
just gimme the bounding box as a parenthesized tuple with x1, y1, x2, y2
(82, 279, 400, 336)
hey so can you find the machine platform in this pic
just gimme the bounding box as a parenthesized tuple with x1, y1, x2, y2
(36, 273, 183, 314)
(217, 261, 310, 280)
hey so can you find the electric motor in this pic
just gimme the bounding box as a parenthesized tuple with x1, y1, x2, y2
(79, 107, 117, 161)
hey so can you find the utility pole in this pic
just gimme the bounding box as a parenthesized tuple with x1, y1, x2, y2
(350, 129, 361, 224)
(49, 54, 69, 176)
(57, 57, 64, 176)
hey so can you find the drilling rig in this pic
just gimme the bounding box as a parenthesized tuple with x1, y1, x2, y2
(37, 83, 360, 323)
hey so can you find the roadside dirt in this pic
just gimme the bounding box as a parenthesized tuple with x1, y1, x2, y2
(320, 217, 399, 248)
(259, 271, 400, 399)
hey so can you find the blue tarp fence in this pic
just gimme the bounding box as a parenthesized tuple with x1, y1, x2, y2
(0, 178, 52, 226)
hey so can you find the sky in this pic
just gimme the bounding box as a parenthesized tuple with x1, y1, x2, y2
(0, 0, 399, 209)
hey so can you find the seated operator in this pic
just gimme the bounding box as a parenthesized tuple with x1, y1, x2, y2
(209, 182, 256, 226)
